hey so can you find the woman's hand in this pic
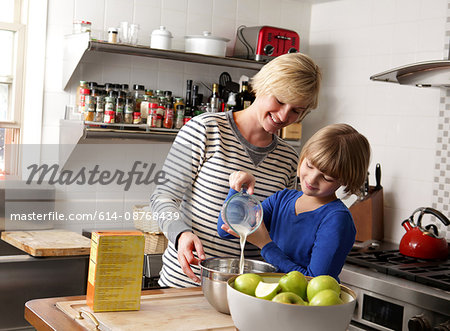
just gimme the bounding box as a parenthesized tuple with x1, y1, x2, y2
(177, 232, 206, 283)
(229, 171, 256, 195)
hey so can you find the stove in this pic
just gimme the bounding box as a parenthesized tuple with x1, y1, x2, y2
(341, 244, 450, 331)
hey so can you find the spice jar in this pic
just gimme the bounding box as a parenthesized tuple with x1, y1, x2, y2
(104, 97, 115, 123)
(175, 104, 185, 129)
(156, 106, 164, 128)
(133, 84, 145, 113)
(115, 97, 124, 123)
(124, 97, 134, 124)
(76, 81, 88, 111)
(140, 95, 151, 120)
(108, 28, 118, 43)
(133, 112, 142, 124)
(163, 104, 174, 129)
(94, 95, 104, 122)
(79, 88, 90, 113)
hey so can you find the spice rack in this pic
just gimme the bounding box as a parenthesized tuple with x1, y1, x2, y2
(63, 33, 264, 90)
(83, 121, 179, 138)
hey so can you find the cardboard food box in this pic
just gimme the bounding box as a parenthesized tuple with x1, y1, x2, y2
(281, 122, 302, 140)
(86, 231, 145, 312)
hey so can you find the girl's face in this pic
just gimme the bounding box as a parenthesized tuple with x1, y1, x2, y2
(298, 158, 341, 199)
(255, 95, 309, 134)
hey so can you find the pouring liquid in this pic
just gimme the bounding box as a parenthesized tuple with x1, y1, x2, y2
(232, 224, 251, 274)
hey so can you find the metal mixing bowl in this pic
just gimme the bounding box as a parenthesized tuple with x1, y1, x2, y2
(200, 257, 277, 314)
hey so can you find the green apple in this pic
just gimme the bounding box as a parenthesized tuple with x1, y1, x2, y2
(278, 271, 308, 300)
(309, 289, 344, 306)
(255, 281, 281, 300)
(307, 275, 341, 302)
(272, 292, 307, 305)
(233, 273, 262, 296)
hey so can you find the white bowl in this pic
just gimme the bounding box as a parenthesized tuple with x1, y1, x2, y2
(227, 273, 357, 331)
(185, 31, 229, 57)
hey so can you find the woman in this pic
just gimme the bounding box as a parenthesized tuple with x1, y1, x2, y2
(150, 52, 321, 287)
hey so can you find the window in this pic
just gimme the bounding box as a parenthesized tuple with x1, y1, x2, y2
(0, 0, 25, 178)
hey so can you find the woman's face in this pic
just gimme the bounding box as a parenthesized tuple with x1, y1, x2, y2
(255, 95, 309, 134)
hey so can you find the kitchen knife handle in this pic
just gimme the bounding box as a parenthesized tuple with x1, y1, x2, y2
(375, 163, 382, 189)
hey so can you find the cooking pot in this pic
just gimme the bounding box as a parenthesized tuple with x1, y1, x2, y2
(399, 207, 449, 260)
(185, 31, 229, 57)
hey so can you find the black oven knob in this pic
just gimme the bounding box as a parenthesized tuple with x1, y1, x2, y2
(408, 314, 431, 331)
(287, 47, 298, 53)
(264, 44, 274, 56)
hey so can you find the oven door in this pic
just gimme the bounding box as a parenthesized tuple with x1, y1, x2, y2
(347, 284, 447, 331)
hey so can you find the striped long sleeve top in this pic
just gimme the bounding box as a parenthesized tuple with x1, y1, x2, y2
(149, 111, 299, 287)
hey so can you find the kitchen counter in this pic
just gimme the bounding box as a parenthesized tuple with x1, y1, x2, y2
(25, 287, 236, 331)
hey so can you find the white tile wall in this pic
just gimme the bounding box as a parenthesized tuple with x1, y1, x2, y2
(41, 0, 448, 242)
(43, 0, 312, 144)
(308, 0, 449, 243)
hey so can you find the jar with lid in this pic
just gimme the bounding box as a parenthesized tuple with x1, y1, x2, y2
(105, 83, 114, 94)
(77, 81, 88, 110)
(104, 97, 115, 123)
(88, 82, 98, 90)
(174, 104, 185, 129)
(140, 95, 151, 120)
(145, 89, 153, 96)
(84, 94, 96, 121)
(133, 84, 145, 112)
(94, 95, 104, 122)
(163, 103, 174, 129)
(79, 88, 90, 113)
(155, 90, 164, 98)
(121, 84, 130, 96)
(124, 97, 134, 124)
(147, 103, 158, 128)
(115, 97, 124, 123)
(108, 28, 118, 43)
(133, 112, 142, 124)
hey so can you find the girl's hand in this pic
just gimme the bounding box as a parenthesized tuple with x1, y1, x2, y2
(229, 171, 256, 195)
(247, 222, 272, 249)
(220, 223, 239, 238)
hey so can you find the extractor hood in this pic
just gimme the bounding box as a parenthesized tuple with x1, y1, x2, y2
(370, 60, 450, 88)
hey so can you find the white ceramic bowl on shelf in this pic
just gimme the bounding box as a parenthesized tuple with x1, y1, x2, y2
(184, 31, 229, 57)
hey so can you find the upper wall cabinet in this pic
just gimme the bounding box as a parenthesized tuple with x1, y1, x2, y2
(62, 33, 265, 90)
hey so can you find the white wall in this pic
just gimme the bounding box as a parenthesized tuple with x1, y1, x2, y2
(307, 0, 448, 243)
(42, 0, 312, 144)
(41, 0, 449, 243)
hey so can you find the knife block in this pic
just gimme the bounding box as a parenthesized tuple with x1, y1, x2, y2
(349, 186, 384, 242)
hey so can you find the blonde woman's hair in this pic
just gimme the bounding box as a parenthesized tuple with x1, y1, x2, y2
(299, 123, 371, 196)
(251, 52, 321, 110)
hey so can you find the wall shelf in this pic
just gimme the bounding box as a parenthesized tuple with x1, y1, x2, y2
(63, 33, 264, 90)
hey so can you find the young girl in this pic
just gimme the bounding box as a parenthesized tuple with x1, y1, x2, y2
(217, 123, 371, 281)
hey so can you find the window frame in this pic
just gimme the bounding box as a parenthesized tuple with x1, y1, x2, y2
(0, 1, 26, 129)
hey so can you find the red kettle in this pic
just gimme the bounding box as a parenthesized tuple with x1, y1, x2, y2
(399, 207, 449, 260)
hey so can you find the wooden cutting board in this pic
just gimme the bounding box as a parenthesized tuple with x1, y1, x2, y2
(56, 287, 235, 331)
(1, 230, 91, 256)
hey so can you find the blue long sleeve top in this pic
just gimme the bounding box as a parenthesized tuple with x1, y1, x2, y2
(218, 188, 356, 281)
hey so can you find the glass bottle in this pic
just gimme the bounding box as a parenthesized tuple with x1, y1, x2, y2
(76, 81, 88, 110)
(185, 80, 193, 107)
(238, 81, 254, 110)
(191, 84, 200, 111)
(184, 106, 193, 125)
(209, 83, 222, 113)
(124, 97, 134, 124)
(104, 97, 116, 123)
(163, 103, 174, 129)
(174, 104, 185, 129)
(133, 84, 145, 113)
(79, 88, 91, 114)
(115, 96, 124, 123)
(226, 92, 237, 112)
(94, 95, 104, 122)
(140, 95, 151, 120)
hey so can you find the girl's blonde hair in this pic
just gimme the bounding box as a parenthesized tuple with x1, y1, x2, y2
(251, 52, 321, 110)
(299, 123, 371, 196)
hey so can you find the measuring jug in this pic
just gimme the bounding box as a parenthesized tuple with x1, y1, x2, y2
(221, 187, 263, 236)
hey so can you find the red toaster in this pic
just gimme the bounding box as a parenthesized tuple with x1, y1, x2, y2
(233, 26, 300, 62)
